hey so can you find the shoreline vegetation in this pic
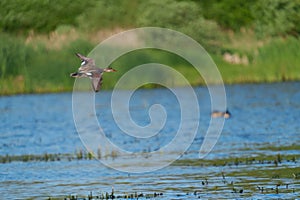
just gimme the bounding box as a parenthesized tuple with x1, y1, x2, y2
(1, 146, 299, 165)
(1, 0, 300, 95)
(2, 146, 299, 199)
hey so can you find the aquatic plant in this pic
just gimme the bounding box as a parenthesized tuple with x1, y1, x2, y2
(52, 190, 163, 200)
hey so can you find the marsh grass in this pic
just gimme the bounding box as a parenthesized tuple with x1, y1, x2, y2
(1, 32, 300, 95)
(173, 153, 298, 168)
(45, 165, 299, 199)
(0, 148, 120, 164)
(1, 145, 298, 166)
(217, 36, 300, 84)
(0, 33, 94, 95)
(2, 148, 298, 199)
(49, 191, 163, 200)
(1, 0, 300, 95)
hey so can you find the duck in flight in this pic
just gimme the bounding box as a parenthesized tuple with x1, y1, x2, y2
(70, 53, 117, 92)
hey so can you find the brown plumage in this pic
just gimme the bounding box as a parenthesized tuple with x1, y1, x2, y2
(70, 53, 117, 92)
(211, 109, 231, 119)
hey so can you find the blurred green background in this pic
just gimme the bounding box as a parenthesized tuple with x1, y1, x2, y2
(1, 0, 300, 95)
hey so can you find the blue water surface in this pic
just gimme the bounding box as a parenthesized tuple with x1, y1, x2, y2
(0, 82, 299, 199)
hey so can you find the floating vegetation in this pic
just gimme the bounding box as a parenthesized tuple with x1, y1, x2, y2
(45, 176, 299, 200)
(0, 150, 90, 164)
(0, 148, 124, 164)
(173, 153, 298, 168)
(2, 146, 299, 199)
(47, 190, 163, 200)
(0, 147, 299, 166)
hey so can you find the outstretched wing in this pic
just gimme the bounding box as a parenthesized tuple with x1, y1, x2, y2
(91, 76, 103, 92)
(75, 53, 95, 66)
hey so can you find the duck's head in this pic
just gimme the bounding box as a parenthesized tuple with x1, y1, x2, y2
(224, 110, 231, 118)
(104, 67, 117, 72)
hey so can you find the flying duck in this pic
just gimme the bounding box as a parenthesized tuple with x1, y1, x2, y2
(70, 53, 117, 92)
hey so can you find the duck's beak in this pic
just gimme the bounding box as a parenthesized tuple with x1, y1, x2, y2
(104, 68, 117, 72)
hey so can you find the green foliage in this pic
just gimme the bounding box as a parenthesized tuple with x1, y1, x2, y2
(24, 39, 94, 92)
(0, 0, 94, 34)
(0, 33, 34, 93)
(254, 37, 300, 80)
(77, 0, 140, 31)
(1, 0, 300, 39)
(253, 0, 300, 38)
(0, 33, 32, 78)
(138, 0, 201, 28)
(198, 0, 256, 31)
(1, 0, 300, 94)
(136, 0, 225, 52)
(217, 37, 300, 83)
(0, 32, 94, 94)
(103, 48, 198, 89)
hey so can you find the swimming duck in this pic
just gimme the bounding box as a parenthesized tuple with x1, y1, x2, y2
(211, 109, 231, 119)
(70, 53, 117, 92)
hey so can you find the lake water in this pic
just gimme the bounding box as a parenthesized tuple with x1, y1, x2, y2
(0, 82, 299, 199)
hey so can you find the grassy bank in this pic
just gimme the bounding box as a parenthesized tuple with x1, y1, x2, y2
(1, 0, 300, 95)
(0, 32, 94, 95)
(1, 32, 300, 95)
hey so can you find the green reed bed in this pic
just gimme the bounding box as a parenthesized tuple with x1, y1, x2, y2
(1, 33, 300, 95)
(173, 153, 298, 168)
(0, 33, 94, 95)
(218, 37, 300, 84)
(1, 0, 300, 95)
(46, 193, 163, 200)
(43, 155, 299, 199)
(2, 147, 298, 199)
(47, 190, 163, 200)
(1, 145, 299, 166)
(0, 148, 119, 164)
(47, 169, 299, 199)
